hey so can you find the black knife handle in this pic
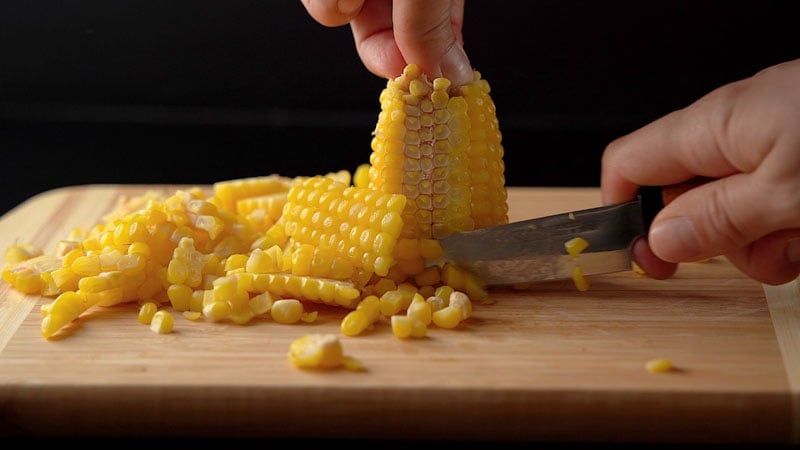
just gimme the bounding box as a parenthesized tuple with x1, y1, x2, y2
(638, 185, 664, 233)
(637, 177, 714, 233)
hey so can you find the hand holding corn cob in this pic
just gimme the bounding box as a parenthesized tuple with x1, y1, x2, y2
(300, 0, 473, 86)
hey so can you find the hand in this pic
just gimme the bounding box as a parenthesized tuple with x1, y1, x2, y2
(601, 58, 800, 285)
(300, 0, 473, 86)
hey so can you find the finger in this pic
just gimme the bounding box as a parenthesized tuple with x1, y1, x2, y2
(647, 168, 800, 266)
(600, 78, 752, 206)
(725, 229, 800, 285)
(630, 236, 679, 280)
(349, 0, 406, 78)
(393, 0, 473, 86)
(300, 0, 365, 27)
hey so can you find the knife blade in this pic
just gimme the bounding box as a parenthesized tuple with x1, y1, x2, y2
(430, 185, 668, 286)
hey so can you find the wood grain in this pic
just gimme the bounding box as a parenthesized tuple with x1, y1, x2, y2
(1, 184, 798, 443)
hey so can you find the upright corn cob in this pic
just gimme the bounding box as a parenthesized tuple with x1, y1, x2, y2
(369, 64, 508, 240)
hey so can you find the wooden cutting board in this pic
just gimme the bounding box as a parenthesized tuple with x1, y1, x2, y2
(1, 184, 798, 444)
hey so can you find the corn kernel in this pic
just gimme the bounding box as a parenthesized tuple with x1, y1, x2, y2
(288, 334, 345, 370)
(150, 310, 174, 334)
(137, 301, 158, 324)
(565, 236, 589, 258)
(271, 299, 304, 324)
(646, 358, 674, 373)
(432, 305, 462, 329)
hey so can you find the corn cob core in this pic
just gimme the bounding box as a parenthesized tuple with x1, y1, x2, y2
(369, 64, 508, 239)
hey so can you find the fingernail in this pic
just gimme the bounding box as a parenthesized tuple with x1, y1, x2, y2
(440, 43, 473, 87)
(337, 0, 362, 15)
(787, 238, 800, 264)
(649, 217, 702, 262)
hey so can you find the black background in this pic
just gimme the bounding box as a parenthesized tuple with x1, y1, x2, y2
(1, 0, 798, 215)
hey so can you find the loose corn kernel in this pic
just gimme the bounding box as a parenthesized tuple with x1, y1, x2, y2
(5, 243, 43, 263)
(572, 266, 590, 292)
(632, 260, 647, 275)
(150, 310, 174, 334)
(646, 358, 674, 373)
(167, 284, 193, 312)
(271, 299, 304, 324)
(355, 294, 381, 323)
(288, 334, 345, 370)
(182, 311, 202, 320)
(341, 309, 372, 336)
(448, 291, 473, 320)
(406, 293, 432, 325)
(249, 292, 274, 315)
(379, 290, 405, 316)
(391, 315, 427, 338)
(432, 305, 462, 329)
(137, 301, 158, 324)
(565, 236, 589, 258)
(300, 311, 318, 323)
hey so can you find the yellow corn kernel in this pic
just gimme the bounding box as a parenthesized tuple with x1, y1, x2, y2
(646, 358, 674, 373)
(167, 283, 193, 312)
(71, 254, 101, 277)
(41, 291, 94, 338)
(379, 290, 405, 316)
(182, 311, 202, 320)
(341, 309, 372, 337)
(212, 174, 293, 213)
(288, 333, 345, 370)
(5, 243, 43, 263)
(300, 311, 318, 323)
(249, 292, 274, 315)
(391, 315, 412, 338)
(565, 236, 589, 258)
(271, 299, 304, 324)
(371, 277, 397, 297)
(150, 310, 174, 334)
(137, 301, 158, 324)
(406, 293, 432, 325)
(572, 266, 590, 292)
(434, 285, 454, 301)
(224, 253, 249, 272)
(202, 300, 232, 322)
(245, 247, 281, 273)
(356, 294, 381, 323)
(426, 295, 446, 312)
(353, 163, 371, 188)
(432, 305, 462, 329)
(391, 315, 427, 339)
(448, 291, 473, 319)
(413, 266, 441, 286)
(632, 260, 647, 275)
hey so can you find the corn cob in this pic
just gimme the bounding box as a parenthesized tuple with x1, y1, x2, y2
(369, 64, 508, 240)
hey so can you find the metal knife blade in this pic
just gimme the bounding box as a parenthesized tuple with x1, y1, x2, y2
(431, 186, 666, 286)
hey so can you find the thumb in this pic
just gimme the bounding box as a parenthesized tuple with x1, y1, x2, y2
(393, 0, 473, 86)
(648, 174, 785, 263)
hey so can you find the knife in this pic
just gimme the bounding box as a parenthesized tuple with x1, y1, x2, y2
(431, 183, 696, 286)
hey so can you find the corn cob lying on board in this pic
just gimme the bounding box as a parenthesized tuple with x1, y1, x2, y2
(2, 65, 509, 353)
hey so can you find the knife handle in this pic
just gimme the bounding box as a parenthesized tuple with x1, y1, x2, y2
(638, 177, 714, 232)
